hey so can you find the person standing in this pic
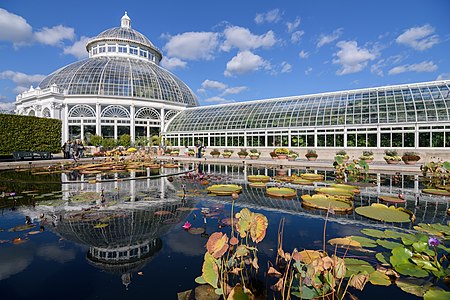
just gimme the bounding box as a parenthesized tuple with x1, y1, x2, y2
(77, 140, 85, 158)
(62, 141, 69, 159)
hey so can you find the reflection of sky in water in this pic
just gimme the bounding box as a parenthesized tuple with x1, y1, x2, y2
(0, 164, 448, 299)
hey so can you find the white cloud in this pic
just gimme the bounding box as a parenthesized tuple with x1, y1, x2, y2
(437, 73, 450, 80)
(163, 32, 219, 61)
(299, 50, 309, 59)
(291, 30, 304, 44)
(201, 80, 227, 90)
(370, 55, 404, 77)
(63, 36, 90, 59)
(0, 8, 33, 44)
(204, 96, 235, 104)
(34, 25, 75, 46)
(160, 57, 187, 70)
(388, 61, 438, 75)
(305, 67, 313, 75)
(221, 26, 277, 52)
(255, 9, 282, 24)
(396, 24, 439, 51)
(0, 70, 46, 93)
(332, 41, 377, 75)
(224, 51, 269, 77)
(280, 62, 292, 73)
(286, 17, 301, 33)
(316, 28, 343, 48)
(36, 244, 76, 263)
(221, 86, 248, 95)
(0, 102, 15, 111)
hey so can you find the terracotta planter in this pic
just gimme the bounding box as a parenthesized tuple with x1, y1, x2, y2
(171, 153, 179, 157)
(223, 155, 231, 158)
(239, 155, 247, 159)
(306, 156, 317, 161)
(277, 155, 287, 159)
(212, 154, 220, 158)
(385, 159, 400, 164)
(403, 160, 418, 165)
(362, 159, 373, 164)
(287, 157, 296, 161)
(250, 156, 259, 160)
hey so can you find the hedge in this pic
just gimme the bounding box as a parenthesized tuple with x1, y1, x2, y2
(0, 114, 62, 154)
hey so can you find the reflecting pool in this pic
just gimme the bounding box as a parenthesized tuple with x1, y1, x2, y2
(0, 163, 448, 299)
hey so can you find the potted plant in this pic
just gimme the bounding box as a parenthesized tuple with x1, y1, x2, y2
(274, 147, 289, 159)
(269, 151, 277, 159)
(305, 149, 318, 161)
(222, 149, 233, 158)
(335, 150, 349, 162)
(384, 149, 402, 164)
(359, 150, 374, 163)
(402, 151, 420, 165)
(165, 147, 172, 156)
(170, 148, 180, 156)
(248, 149, 260, 160)
(187, 148, 196, 157)
(237, 148, 248, 159)
(288, 150, 299, 161)
(210, 149, 220, 158)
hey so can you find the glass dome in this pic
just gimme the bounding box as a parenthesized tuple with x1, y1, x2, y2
(38, 56, 198, 107)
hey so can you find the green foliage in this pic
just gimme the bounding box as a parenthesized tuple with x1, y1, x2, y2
(134, 136, 149, 147)
(0, 114, 61, 154)
(237, 148, 248, 156)
(274, 147, 289, 155)
(102, 138, 117, 149)
(117, 134, 131, 147)
(420, 161, 450, 188)
(334, 157, 369, 182)
(89, 135, 103, 146)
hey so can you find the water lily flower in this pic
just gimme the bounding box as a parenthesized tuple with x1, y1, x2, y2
(182, 221, 192, 230)
(10, 192, 16, 197)
(428, 237, 440, 247)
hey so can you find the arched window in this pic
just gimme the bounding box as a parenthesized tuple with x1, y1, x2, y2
(101, 105, 130, 118)
(164, 110, 178, 121)
(28, 110, 35, 116)
(68, 105, 96, 118)
(135, 107, 160, 120)
(42, 108, 51, 118)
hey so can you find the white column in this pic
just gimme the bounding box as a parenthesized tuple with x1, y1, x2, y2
(63, 104, 69, 142)
(130, 104, 135, 143)
(160, 107, 165, 133)
(96, 103, 101, 136)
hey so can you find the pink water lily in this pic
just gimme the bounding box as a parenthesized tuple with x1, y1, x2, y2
(182, 221, 192, 230)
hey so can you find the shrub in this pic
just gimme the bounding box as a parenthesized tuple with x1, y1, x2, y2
(274, 147, 289, 155)
(0, 114, 61, 154)
(336, 150, 347, 156)
(223, 149, 233, 155)
(237, 148, 248, 156)
(362, 150, 373, 156)
(384, 149, 398, 157)
(117, 134, 131, 147)
(102, 138, 117, 150)
(89, 135, 104, 147)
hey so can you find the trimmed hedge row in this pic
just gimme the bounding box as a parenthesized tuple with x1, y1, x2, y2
(0, 114, 62, 154)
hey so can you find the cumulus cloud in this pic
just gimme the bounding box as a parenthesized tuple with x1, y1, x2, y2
(163, 32, 219, 61)
(204, 96, 235, 104)
(305, 67, 313, 75)
(255, 9, 282, 24)
(63, 36, 90, 59)
(291, 30, 304, 44)
(370, 55, 404, 76)
(388, 61, 438, 75)
(0, 8, 33, 44)
(0, 70, 46, 93)
(221, 86, 248, 95)
(201, 79, 227, 90)
(221, 26, 277, 52)
(396, 24, 439, 51)
(316, 28, 343, 48)
(280, 62, 292, 73)
(160, 57, 187, 70)
(299, 50, 309, 59)
(0, 102, 15, 112)
(224, 51, 270, 77)
(286, 17, 301, 33)
(332, 41, 377, 75)
(36, 244, 76, 263)
(437, 73, 450, 80)
(34, 25, 75, 46)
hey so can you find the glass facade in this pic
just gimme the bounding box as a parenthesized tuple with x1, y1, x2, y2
(164, 81, 450, 149)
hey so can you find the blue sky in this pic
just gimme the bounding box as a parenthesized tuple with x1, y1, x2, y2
(1, 0, 449, 111)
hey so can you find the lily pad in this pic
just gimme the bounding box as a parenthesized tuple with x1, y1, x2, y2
(376, 239, 402, 250)
(369, 270, 391, 286)
(93, 223, 109, 229)
(349, 236, 377, 248)
(188, 227, 205, 235)
(291, 178, 314, 185)
(375, 252, 390, 265)
(422, 188, 450, 196)
(294, 250, 322, 264)
(315, 187, 354, 199)
(248, 181, 266, 188)
(9, 224, 36, 232)
(300, 173, 324, 181)
(344, 258, 375, 276)
(330, 183, 360, 194)
(395, 263, 429, 278)
(396, 278, 433, 297)
(360, 228, 386, 238)
(355, 203, 413, 223)
(379, 196, 406, 204)
(207, 184, 242, 196)
(424, 288, 450, 300)
(266, 187, 297, 198)
(206, 232, 229, 258)
(301, 194, 353, 212)
(247, 175, 270, 182)
(328, 237, 362, 248)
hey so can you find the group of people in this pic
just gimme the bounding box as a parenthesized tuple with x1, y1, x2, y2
(62, 139, 85, 161)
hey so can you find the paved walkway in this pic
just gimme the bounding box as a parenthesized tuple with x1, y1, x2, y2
(0, 154, 420, 174)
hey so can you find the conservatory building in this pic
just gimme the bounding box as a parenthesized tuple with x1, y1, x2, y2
(164, 80, 450, 153)
(15, 12, 198, 143)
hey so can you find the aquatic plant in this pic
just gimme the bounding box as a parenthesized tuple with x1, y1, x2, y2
(355, 203, 414, 223)
(420, 160, 450, 188)
(301, 194, 353, 212)
(334, 157, 369, 182)
(266, 187, 297, 198)
(206, 184, 242, 196)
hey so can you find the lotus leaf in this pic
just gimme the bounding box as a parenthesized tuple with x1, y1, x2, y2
(207, 184, 242, 196)
(328, 237, 361, 248)
(376, 239, 402, 250)
(360, 228, 386, 238)
(375, 252, 390, 265)
(315, 187, 354, 199)
(227, 284, 252, 300)
(235, 245, 250, 257)
(300, 173, 324, 181)
(248, 182, 266, 188)
(247, 175, 270, 182)
(344, 258, 375, 276)
(349, 236, 377, 248)
(414, 223, 450, 237)
(291, 178, 314, 185)
(369, 270, 391, 286)
(236, 208, 253, 238)
(390, 246, 413, 266)
(424, 288, 450, 300)
(8, 224, 36, 232)
(422, 188, 450, 196)
(249, 213, 268, 243)
(266, 187, 296, 198)
(330, 183, 360, 194)
(355, 204, 412, 223)
(396, 278, 433, 297)
(188, 227, 205, 235)
(206, 232, 229, 258)
(395, 263, 429, 278)
(301, 194, 353, 212)
(384, 230, 413, 240)
(199, 252, 219, 289)
(294, 250, 321, 264)
(349, 273, 369, 290)
(379, 195, 406, 203)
